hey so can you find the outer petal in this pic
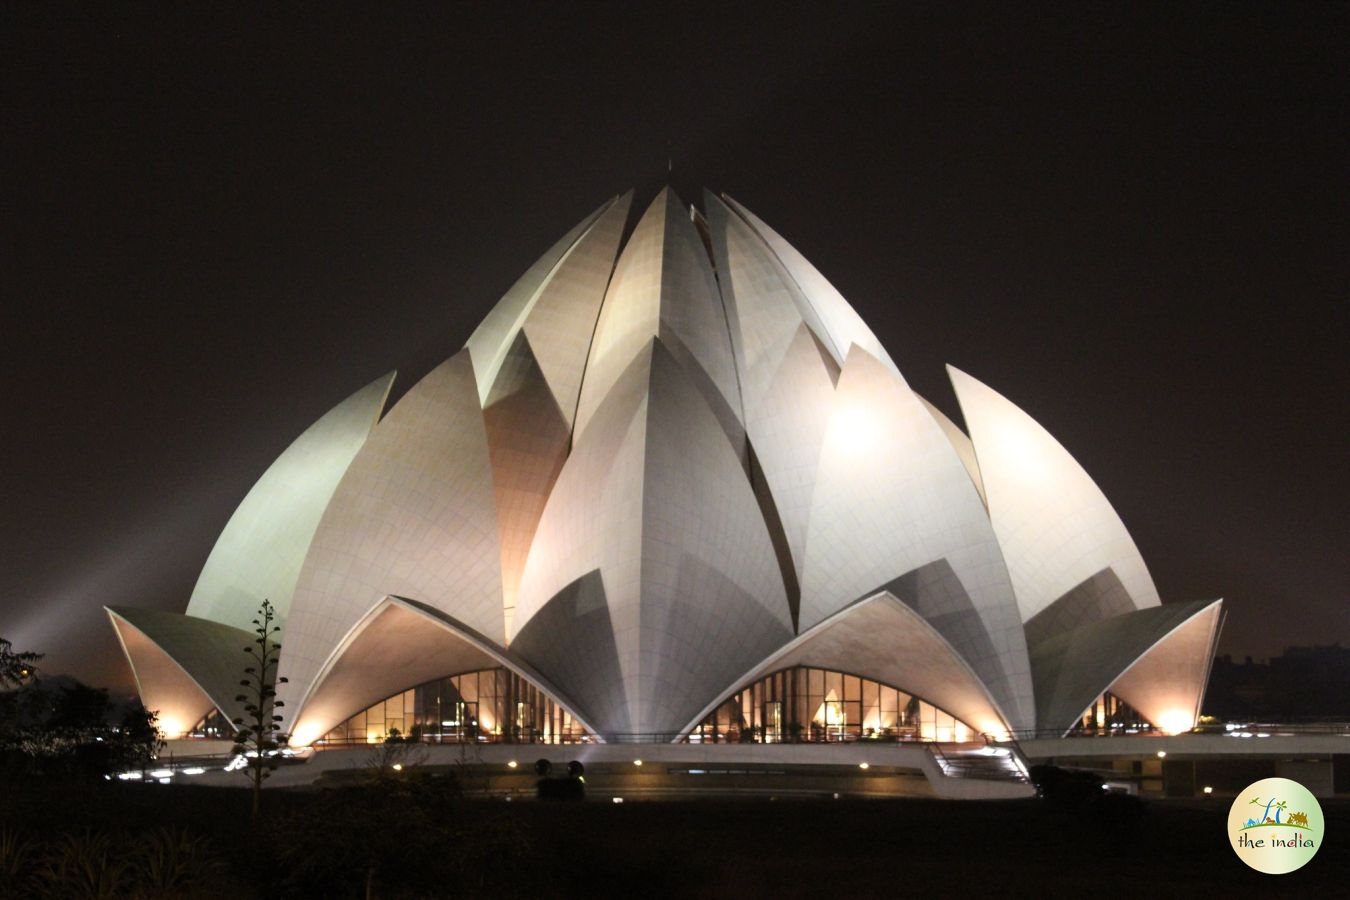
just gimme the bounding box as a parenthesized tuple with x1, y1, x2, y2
(286, 595, 598, 748)
(106, 607, 254, 738)
(800, 347, 1034, 732)
(186, 372, 393, 630)
(1108, 598, 1224, 735)
(511, 571, 629, 740)
(948, 365, 1161, 627)
(279, 350, 503, 716)
(682, 590, 1012, 740)
(1031, 598, 1224, 735)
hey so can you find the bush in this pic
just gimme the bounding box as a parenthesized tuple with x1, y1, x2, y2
(0, 825, 223, 900)
(0, 827, 39, 899)
(265, 771, 532, 898)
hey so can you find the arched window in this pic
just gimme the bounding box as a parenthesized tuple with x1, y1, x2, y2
(685, 665, 976, 743)
(319, 667, 590, 745)
(1070, 691, 1152, 736)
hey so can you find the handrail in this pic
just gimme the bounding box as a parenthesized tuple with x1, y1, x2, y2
(1015, 721, 1350, 740)
(304, 731, 954, 747)
(157, 720, 1350, 754)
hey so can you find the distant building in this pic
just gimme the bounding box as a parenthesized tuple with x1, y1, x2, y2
(106, 189, 1222, 746)
(1206, 644, 1350, 719)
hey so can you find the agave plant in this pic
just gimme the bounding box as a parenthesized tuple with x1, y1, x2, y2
(126, 826, 223, 898)
(0, 827, 38, 900)
(34, 830, 128, 899)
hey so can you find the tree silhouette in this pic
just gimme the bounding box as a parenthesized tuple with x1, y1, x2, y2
(231, 600, 288, 817)
(0, 638, 41, 687)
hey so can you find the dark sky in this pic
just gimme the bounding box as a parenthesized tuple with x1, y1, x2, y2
(3, 4, 1346, 694)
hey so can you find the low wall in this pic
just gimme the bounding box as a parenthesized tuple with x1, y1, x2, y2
(188, 740, 1034, 798)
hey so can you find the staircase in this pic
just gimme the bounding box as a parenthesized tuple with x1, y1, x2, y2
(922, 741, 1035, 798)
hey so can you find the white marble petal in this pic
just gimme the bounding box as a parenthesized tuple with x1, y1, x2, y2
(106, 607, 256, 738)
(706, 193, 842, 598)
(287, 595, 599, 747)
(465, 197, 614, 404)
(519, 192, 632, 425)
(915, 393, 987, 509)
(278, 350, 504, 717)
(721, 194, 899, 377)
(801, 347, 1033, 732)
(948, 365, 1161, 625)
(483, 333, 572, 639)
(1109, 599, 1224, 735)
(187, 373, 393, 631)
(575, 189, 743, 448)
(682, 591, 1012, 740)
(515, 340, 791, 738)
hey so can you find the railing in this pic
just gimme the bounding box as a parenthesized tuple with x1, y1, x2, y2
(1015, 720, 1350, 741)
(1200, 720, 1350, 736)
(309, 731, 962, 747)
(311, 733, 593, 748)
(160, 720, 1350, 758)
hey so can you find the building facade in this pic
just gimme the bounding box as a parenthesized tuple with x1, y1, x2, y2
(107, 189, 1223, 747)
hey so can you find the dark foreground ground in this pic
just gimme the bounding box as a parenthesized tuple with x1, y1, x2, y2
(1, 779, 1345, 898)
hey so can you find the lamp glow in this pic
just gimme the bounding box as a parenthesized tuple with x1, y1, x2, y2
(288, 724, 320, 748)
(1157, 710, 1194, 735)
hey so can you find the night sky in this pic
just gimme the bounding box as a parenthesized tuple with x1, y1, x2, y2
(4, 5, 1346, 694)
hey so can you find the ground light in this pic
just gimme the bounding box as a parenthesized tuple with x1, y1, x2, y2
(507, 760, 518, 768)
(1156, 751, 1167, 758)
(858, 762, 870, 769)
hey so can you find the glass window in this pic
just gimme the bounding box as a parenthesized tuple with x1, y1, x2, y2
(686, 665, 977, 744)
(322, 667, 590, 745)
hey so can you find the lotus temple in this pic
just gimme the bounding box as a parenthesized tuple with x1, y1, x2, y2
(106, 188, 1242, 798)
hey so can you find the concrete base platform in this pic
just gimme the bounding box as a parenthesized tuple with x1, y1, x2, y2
(168, 740, 1035, 800)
